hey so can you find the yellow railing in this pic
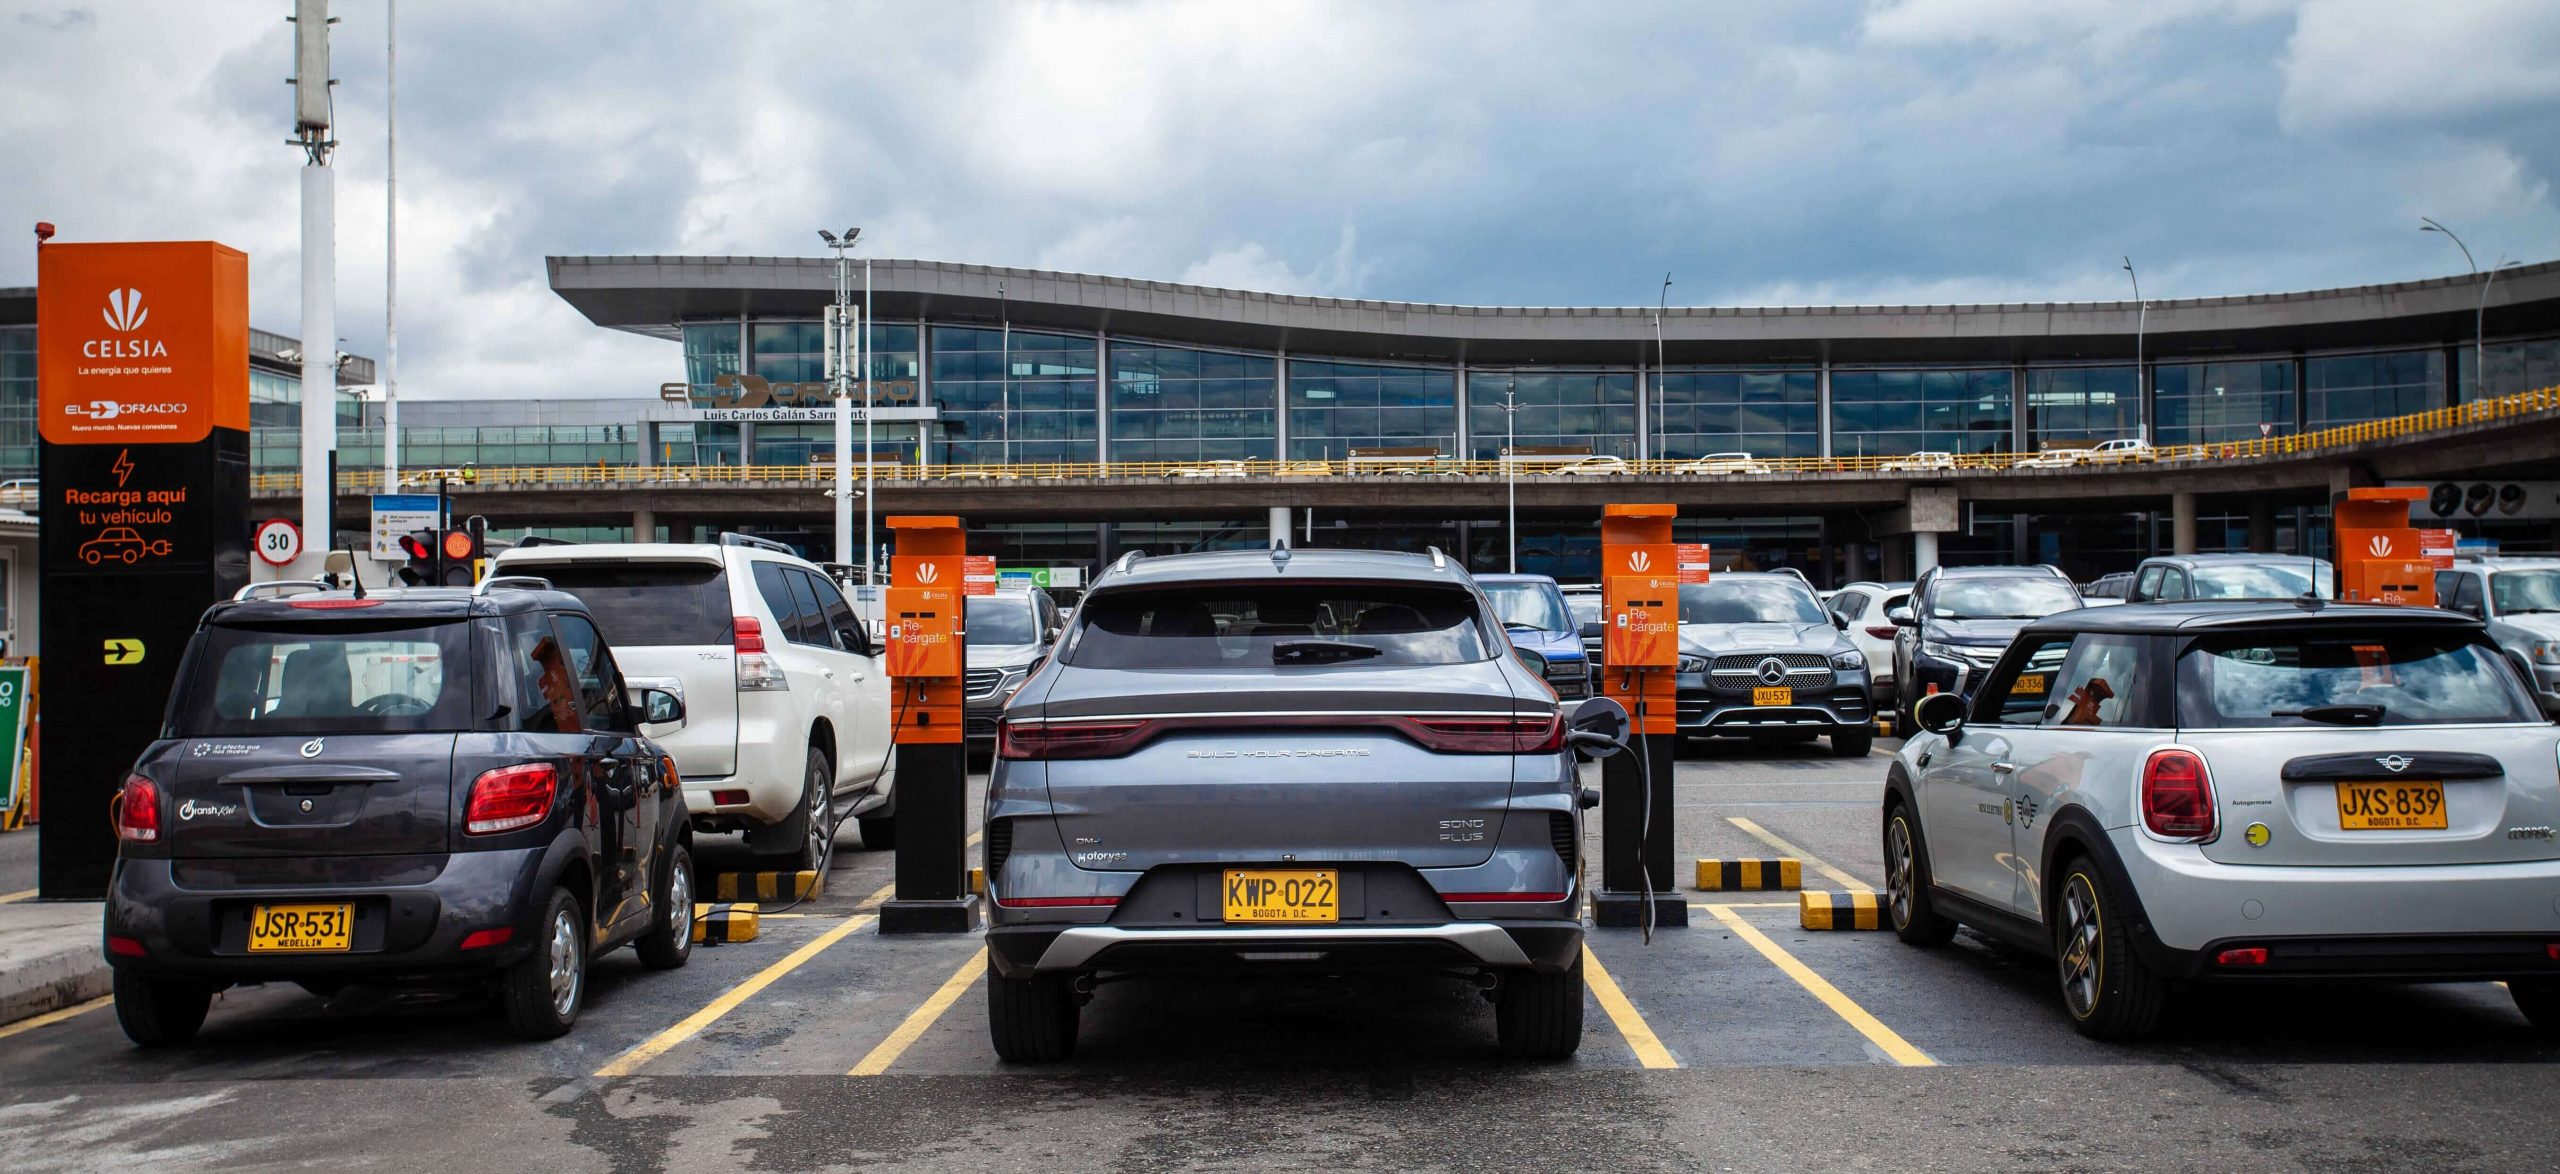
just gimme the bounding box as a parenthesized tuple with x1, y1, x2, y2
(251, 383, 2560, 494)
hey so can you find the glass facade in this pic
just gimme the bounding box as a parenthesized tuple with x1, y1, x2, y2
(2307, 349, 2442, 428)
(2154, 359, 2295, 447)
(0, 326, 34, 478)
(682, 321, 743, 388)
(2465, 338, 2560, 403)
(1465, 370, 1636, 460)
(2026, 366, 2140, 447)
(1654, 368, 1818, 460)
(1108, 343, 1277, 463)
(1286, 359, 1457, 461)
(1831, 369, 2014, 457)
(931, 326, 1098, 466)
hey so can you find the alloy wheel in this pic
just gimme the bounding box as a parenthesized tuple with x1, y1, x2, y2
(2058, 874, 2103, 1018)
(806, 763, 834, 873)
(667, 862, 693, 945)
(548, 904, 583, 1019)
(1886, 818, 1916, 928)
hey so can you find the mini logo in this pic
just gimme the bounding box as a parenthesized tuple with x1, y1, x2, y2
(917, 563, 940, 584)
(299, 738, 325, 759)
(1756, 657, 1790, 686)
(2375, 754, 2414, 773)
(2368, 535, 2393, 557)
(1626, 551, 1652, 572)
(175, 799, 238, 821)
(103, 288, 148, 333)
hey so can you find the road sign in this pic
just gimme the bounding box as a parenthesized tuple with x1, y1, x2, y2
(370, 494, 441, 559)
(253, 517, 303, 567)
(995, 566, 1053, 589)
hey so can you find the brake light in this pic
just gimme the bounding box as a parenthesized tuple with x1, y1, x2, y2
(1865, 625, 1898, 639)
(734, 616, 765, 652)
(710, 788, 749, 807)
(1399, 713, 1563, 754)
(2142, 748, 2217, 840)
(734, 617, 788, 691)
(996, 712, 1567, 759)
(999, 719, 1151, 760)
(2215, 946, 2268, 967)
(115, 775, 160, 843)
(459, 927, 515, 950)
(288, 597, 382, 609)
(465, 763, 558, 835)
(106, 935, 147, 958)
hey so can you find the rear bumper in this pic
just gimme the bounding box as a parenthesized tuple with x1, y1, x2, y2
(2166, 932, 2560, 982)
(988, 920, 1584, 978)
(102, 847, 552, 981)
(2117, 829, 2560, 961)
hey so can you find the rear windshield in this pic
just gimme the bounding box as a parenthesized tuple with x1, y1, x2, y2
(505, 561, 730, 646)
(2175, 630, 2537, 728)
(172, 619, 473, 736)
(1481, 581, 1572, 633)
(1934, 576, 2080, 620)
(1679, 580, 1826, 625)
(2191, 561, 2332, 600)
(1067, 583, 1491, 669)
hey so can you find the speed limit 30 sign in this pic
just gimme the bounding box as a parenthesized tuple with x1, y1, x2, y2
(253, 517, 303, 567)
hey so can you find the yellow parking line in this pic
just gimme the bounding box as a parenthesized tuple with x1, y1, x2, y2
(1686, 901, 1795, 910)
(1704, 903, 1934, 1067)
(848, 946, 987, 1076)
(594, 912, 877, 1078)
(1726, 816, 1871, 892)
(0, 889, 35, 904)
(0, 995, 112, 1041)
(1581, 945, 1677, 1069)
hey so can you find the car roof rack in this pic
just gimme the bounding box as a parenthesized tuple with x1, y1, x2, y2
(475, 575, 554, 596)
(1111, 549, 1145, 575)
(514, 535, 580, 548)
(1426, 546, 1447, 571)
(231, 580, 332, 601)
(719, 532, 797, 556)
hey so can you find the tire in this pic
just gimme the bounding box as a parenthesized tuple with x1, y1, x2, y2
(986, 957, 1078, 1062)
(857, 815, 897, 852)
(501, 887, 588, 1040)
(2512, 978, 2560, 1034)
(1496, 953, 1585, 1061)
(1883, 805, 1958, 947)
(112, 970, 213, 1047)
(634, 844, 695, 971)
(2052, 855, 2167, 1040)
(1831, 727, 1875, 758)
(754, 746, 837, 873)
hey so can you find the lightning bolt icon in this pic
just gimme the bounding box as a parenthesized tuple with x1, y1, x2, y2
(112, 449, 133, 487)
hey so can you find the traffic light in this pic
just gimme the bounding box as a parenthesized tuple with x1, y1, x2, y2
(439, 527, 478, 586)
(396, 531, 436, 586)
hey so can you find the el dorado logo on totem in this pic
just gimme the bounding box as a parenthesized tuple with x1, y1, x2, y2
(37, 241, 251, 445)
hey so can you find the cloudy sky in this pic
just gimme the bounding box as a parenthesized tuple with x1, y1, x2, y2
(5, 0, 2557, 399)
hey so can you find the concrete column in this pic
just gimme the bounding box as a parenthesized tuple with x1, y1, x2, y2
(2247, 496, 2276, 552)
(1817, 357, 1834, 460)
(636, 423, 655, 468)
(2172, 492, 2199, 555)
(631, 508, 655, 543)
(1635, 362, 1649, 462)
(1269, 506, 1290, 549)
(1844, 532, 1867, 582)
(736, 422, 758, 469)
(1913, 531, 1940, 576)
(1273, 349, 1290, 461)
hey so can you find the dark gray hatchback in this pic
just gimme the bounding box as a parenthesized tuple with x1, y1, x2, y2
(104, 580, 695, 1045)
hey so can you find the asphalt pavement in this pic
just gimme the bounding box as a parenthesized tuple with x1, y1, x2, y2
(1, 741, 2554, 1172)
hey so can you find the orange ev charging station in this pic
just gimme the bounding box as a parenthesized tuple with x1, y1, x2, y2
(1595, 504, 1687, 928)
(880, 515, 978, 933)
(2333, 487, 2438, 607)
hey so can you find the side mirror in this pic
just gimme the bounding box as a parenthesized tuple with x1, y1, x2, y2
(1887, 606, 1915, 627)
(637, 687, 686, 730)
(1515, 647, 1550, 678)
(1566, 695, 1629, 760)
(839, 625, 874, 656)
(1832, 613, 1850, 631)
(1913, 691, 1966, 739)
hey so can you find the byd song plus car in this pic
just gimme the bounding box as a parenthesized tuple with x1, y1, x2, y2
(979, 547, 1625, 1062)
(105, 580, 694, 1046)
(1885, 601, 2560, 1039)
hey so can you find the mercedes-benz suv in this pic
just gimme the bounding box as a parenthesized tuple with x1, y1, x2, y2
(1673, 573, 1874, 757)
(979, 547, 1624, 1063)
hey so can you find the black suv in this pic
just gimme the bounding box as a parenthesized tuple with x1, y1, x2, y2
(1888, 565, 2083, 727)
(104, 579, 695, 1046)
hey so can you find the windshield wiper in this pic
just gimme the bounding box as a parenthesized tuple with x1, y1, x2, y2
(1503, 621, 1544, 631)
(2270, 703, 2386, 726)
(1271, 640, 1384, 665)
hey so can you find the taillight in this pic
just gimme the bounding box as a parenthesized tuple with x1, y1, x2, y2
(999, 718, 1151, 760)
(459, 927, 515, 950)
(1865, 625, 1898, 640)
(735, 616, 788, 691)
(106, 935, 147, 957)
(115, 775, 160, 843)
(1400, 713, 1563, 753)
(288, 597, 382, 609)
(465, 763, 558, 835)
(2142, 748, 2217, 840)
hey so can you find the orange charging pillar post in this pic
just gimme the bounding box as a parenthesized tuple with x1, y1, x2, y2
(2333, 487, 2438, 606)
(880, 515, 978, 933)
(1595, 504, 1686, 928)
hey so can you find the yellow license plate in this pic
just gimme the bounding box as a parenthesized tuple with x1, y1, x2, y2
(248, 903, 353, 953)
(2015, 673, 2048, 694)
(2336, 780, 2447, 831)
(1752, 686, 1792, 706)
(1222, 869, 1339, 923)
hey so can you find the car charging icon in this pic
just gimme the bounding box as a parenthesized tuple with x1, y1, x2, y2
(299, 738, 325, 760)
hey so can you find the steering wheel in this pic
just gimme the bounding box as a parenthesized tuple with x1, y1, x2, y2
(357, 693, 432, 716)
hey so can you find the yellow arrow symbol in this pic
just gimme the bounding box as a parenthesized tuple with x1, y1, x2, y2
(103, 638, 144, 666)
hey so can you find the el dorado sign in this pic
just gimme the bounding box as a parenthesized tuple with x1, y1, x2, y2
(660, 375, 940, 422)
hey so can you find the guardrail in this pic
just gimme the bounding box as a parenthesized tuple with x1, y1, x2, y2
(252, 383, 2560, 494)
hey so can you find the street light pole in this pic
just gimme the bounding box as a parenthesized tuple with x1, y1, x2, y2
(383, 0, 398, 488)
(862, 255, 874, 582)
(1654, 273, 1671, 461)
(819, 226, 860, 568)
(2122, 257, 2146, 445)
(2420, 218, 2481, 398)
(1504, 375, 1519, 574)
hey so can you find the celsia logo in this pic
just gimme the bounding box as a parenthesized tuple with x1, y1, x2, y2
(916, 563, 940, 584)
(103, 288, 148, 332)
(2368, 535, 2393, 557)
(1626, 551, 1652, 572)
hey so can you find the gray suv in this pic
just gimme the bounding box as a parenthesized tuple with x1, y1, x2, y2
(2434, 557, 2560, 713)
(980, 547, 1623, 1063)
(1674, 573, 1874, 757)
(965, 587, 1064, 754)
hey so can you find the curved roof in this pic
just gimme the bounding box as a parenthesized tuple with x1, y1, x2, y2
(549, 255, 2560, 367)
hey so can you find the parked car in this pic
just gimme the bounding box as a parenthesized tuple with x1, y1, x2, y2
(1476, 573, 1591, 699)
(1887, 601, 2560, 1039)
(2435, 556, 2560, 713)
(981, 547, 1623, 1062)
(1168, 460, 1250, 479)
(0, 478, 37, 507)
(1560, 583, 1605, 688)
(1551, 455, 1631, 477)
(966, 586, 1066, 754)
(105, 579, 694, 1045)
(2082, 437, 2157, 464)
(2122, 553, 2333, 603)
(1671, 453, 1773, 476)
(2081, 571, 2135, 602)
(1889, 565, 2082, 728)
(1826, 580, 1913, 708)
(1878, 451, 1957, 473)
(492, 534, 896, 865)
(1673, 573, 1874, 756)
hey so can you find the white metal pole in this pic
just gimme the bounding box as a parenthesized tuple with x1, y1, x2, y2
(831, 249, 853, 566)
(862, 257, 875, 583)
(300, 163, 336, 576)
(382, 0, 398, 488)
(1505, 380, 1517, 574)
